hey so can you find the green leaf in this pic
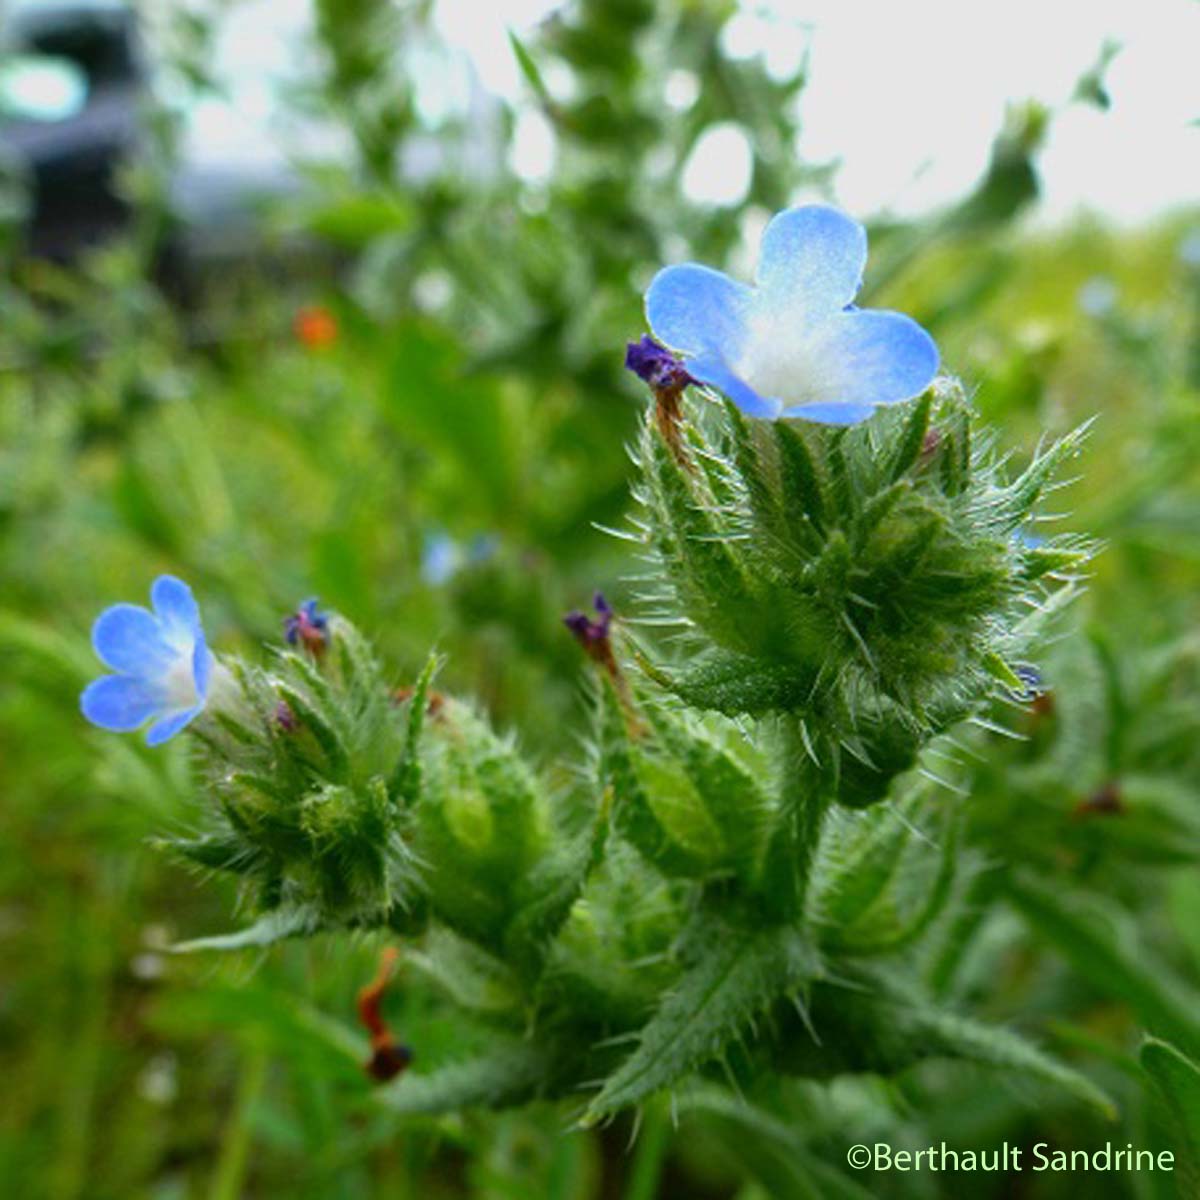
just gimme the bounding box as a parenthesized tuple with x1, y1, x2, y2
(904, 1005, 1116, 1119)
(376, 1037, 554, 1115)
(636, 645, 819, 718)
(0, 610, 95, 684)
(508, 30, 555, 110)
(999, 419, 1093, 527)
(582, 925, 819, 1123)
(597, 680, 715, 878)
(778, 970, 1115, 1119)
(1141, 1038, 1200, 1179)
(773, 420, 827, 536)
(406, 928, 524, 1018)
(171, 906, 322, 952)
(982, 650, 1027, 693)
(888, 390, 933, 482)
(844, 814, 959, 954)
(390, 653, 439, 804)
(641, 701, 770, 881)
(275, 683, 349, 778)
(723, 400, 784, 540)
(1008, 875, 1200, 1057)
(152, 978, 365, 1077)
(817, 809, 912, 928)
(161, 831, 256, 875)
(680, 1087, 877, 1200)
(644, 425, 756, 643)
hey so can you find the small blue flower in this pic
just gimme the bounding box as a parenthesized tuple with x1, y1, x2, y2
(284, 599, 329, 656)
(80, 575, 213, 745)
(644, 205, 939, 424)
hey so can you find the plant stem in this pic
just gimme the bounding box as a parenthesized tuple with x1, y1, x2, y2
(758, 720, 832, 922)
(208, 1041, 269, 1200)
(624, 1098, 671, 1200)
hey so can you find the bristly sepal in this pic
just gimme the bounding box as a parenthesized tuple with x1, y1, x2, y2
(628, 379, 1092, 809)
(169, 618, 425, 936)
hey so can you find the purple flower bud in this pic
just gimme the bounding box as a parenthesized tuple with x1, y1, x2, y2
(1011, 664, 1044, 703)
(625, 336, 694, 393)
(564, 591, 613, 648)
(275, 700, 298, 732)
(284, 599, 330, 657)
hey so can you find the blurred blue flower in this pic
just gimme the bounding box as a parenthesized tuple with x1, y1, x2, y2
(1077, 276, 1118, 319)
(644, 205, 938, 424)
(422, 531, 461, 587)
(421, 530, 499, 587)
(1178, 227, 1200, 269)
(81, 575, 213, 745)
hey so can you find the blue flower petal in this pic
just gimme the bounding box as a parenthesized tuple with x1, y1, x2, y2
(92, 604, 173, 675)
(146, 706, 201, 746)
(81, 674, 163, 731)
(646, 264, 752, 358)
(780, 401, 879, 425)
(755, 206, 867, 317)
(192, 628, 212, 699)
(688, 352, 781, 418)
(151, 575, 201, 640)
(796, 309, 939, 410)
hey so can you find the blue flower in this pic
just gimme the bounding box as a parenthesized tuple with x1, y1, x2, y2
(80, 575, 214, 745)
(284, 599, 329, 656)
(644, 205, 939, 424)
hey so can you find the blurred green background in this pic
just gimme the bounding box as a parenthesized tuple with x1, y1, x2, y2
(1, 0, 1198, 1196)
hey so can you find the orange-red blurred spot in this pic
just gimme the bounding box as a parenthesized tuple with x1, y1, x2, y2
(294, 305, 339, 350)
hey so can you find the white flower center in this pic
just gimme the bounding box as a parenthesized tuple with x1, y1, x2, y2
(162, 644, 201, 711)
(737, 305, 833, 409)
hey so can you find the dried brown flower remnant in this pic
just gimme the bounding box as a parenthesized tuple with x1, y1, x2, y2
(357, 946, 412, 1083)
(625, 336, 695, 469)
(1073, 780, 1124, 819)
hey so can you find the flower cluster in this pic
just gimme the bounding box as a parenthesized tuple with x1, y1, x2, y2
(72, 204, 1101, 1134)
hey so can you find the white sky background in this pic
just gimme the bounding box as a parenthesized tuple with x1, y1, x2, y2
(167, 0, 1198, 224)
(781, 0, 1200, 223)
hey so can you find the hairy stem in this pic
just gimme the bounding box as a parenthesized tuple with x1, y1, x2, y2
(758, 721, 833, 922)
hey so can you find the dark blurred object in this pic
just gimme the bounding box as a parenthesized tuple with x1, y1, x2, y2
(0, 0, 310, 294)
(0, 0, 143, 259)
